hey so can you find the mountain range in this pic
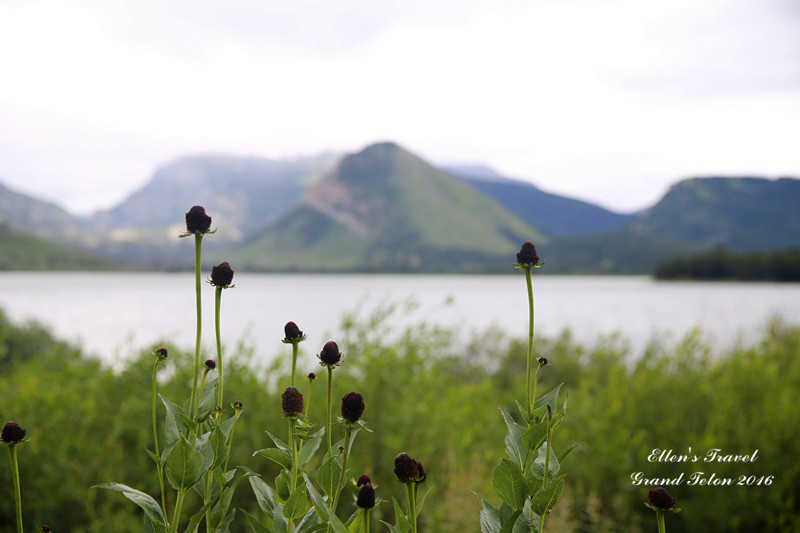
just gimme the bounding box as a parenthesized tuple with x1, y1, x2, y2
(1, 141, 799, 273)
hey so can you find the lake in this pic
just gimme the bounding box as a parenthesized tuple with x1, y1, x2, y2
(0, 272, 798, 367)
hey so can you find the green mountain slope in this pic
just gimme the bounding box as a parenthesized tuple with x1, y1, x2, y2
(629, 177, 800, 250)
(0, 222, 111, 270)
(227, 142, 546, 272)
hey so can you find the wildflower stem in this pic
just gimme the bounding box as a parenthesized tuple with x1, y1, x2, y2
(169, 488, 187, 533)
(405, 482, 418, 533)
(656, 509, 666, 533)
(331, 424, 354, 513)
(290, 343, 299, 387)
(363, 509, 370, 533)
(289, 418, 299, 491)
(190, 233, 204, 420)
(214, 286, 224, 408)
(194, 368, 210, 427)
(224, 409, 242, 473)
(326, 366, 334, 455)
(151, 358, 167, 514)
(524, 266, 535, 417)
(7, 445, 23, 533)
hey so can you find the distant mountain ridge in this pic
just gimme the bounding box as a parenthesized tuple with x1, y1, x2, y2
(1, 143, 799, 273)
(226, 142, 544, 271)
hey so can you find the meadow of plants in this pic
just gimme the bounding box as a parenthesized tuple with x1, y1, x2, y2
(2, 207, 799, 532)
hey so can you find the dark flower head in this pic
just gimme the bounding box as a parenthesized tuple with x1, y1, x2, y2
(232, 400, 244, 410)
(39, 527, 51, 533)
(282, 321, 306, 344)
(214, 405, 223, 414)
(318, 341, 342, 366)
(341, 392, 365, 424)
(356, 482, 376, 509)
(1, 421, 26, 444)
(154, 347, 168, 360)
(185, 206, 212, 235)
(282, 386, 304, 417)
(516, 241, 541, 266)
(308, 372, 316, 381)
(357, 474, 372, 487)
(210, 262, 234, 288)
(538, 356, 548, 366)
(394, 452, 420, 483)
(204, 359, 216, 370)
(648, 487, 677, 510)
(339, 445, 345, 452)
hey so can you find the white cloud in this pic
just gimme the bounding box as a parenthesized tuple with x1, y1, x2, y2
(0, 0, 798, 214)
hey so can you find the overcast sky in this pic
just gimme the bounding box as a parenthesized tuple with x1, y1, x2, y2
(1, 0, 799, 215)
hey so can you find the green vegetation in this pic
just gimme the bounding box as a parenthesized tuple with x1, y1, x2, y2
(0, 223, 112, 270)
(2, 304, 799, 531)
(654, 246, 800, 281)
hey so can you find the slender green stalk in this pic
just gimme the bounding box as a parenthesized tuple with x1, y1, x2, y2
(289, 419, 299, 491)
(169, 488, 187, 533)
(194, 368, 211, 426)
(405, 482, 418, 533)
(7, 445, 23, 533)
(524, 266, 535, 417)
(326, 366, 334, 455)
(331, 424, 354, 513)
(214, 286, 224, 408)
(190, 233, 204, 417)
(290, 343, 299, 387)
(152, 358, 167, 513)
(656, 510, 666, 533)
(224, 408, 242, 473)
(363, 509, 370, 533)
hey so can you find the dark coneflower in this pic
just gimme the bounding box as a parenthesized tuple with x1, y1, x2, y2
(209, 262, 234, 288)
(204, 359, 216, 370)
(356, 482, 376, 509)
(282, 321, 307, 344)
(341, 392, 365, 424)
(185, 205, 212, 235)
(648, 487, 677, 511)
(318, 340, 342, 366)
(394, 452, 420, 483)
(357, 474, 371, 487)
(154, 347, 168, 360)
(282, 386, 304, 417)
(1, 421, 26, 444)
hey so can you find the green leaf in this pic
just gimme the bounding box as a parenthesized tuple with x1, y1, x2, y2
(194, 432, 215, 476)
(254, 447, 292, 470)
(499, 407, 526, 467)
(298, 431, 323, 468)
(197, 378, 218, 422)
(347, 510, 365, 532)
(181, 500, 214, 533)
(283, 487, 309, 521)
(210, 424, 229, 471)
(533, 383, 563, 415)
(242, 509, 273, 533)
(249, 476, 277, 513)
(265, 431, 290, 453)
(302, 473, 350, 533)
(498, 509, 522, 533)
(164, 437, 205, 490)
(144, 514, 168, 533)
(316, 454, 342, 499)
(160, 394, 185, 442)
(492, 459, 528, 511)
(273, 503, 288, 533)
(390, 497, 412, 533)
(275, 470, 292, 502)
(94, 482, 166, 525)
(531, 443, 560, 481)
(522, 420, 548, 454)
(210, 467, 258, 530)
(558, 444, 579, 464)
(531, 476, 565, 517)
(473, 492, 501, 533)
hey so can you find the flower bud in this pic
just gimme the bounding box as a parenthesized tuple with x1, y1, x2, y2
(538, 356, 548, 366)
(283, 321, 306, 343)
(356, 482, 376, 509)
(210, 262, 234, 288)
(341, 392, 365, 424)
(1, 421, 26, 444)
(204, 359, 216, 370)
(185, 206, 212, 234)
(232, 400, 244, 410)
(516, 241, 540, 266)
(318, 341, 342, 366)
(39, 527, 51, 532)
(357, 474, 371, 487)
(415, 460, 427, 483)
(308, 372, 316, 381)
(282, 386, 304, 417)
(648, 487, 677, 510)
(154, 347, 168, 360)
(394, 452, 420, 483)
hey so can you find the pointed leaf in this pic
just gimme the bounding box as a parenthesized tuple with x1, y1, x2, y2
(273, 503, 288, 533)
(316, 455, 342, 499)
(254, 447, 292, 469)
(165, 437, 205, 490)
(522, 420, 548, 454)
(144, 514, 168, 533)
(160, 394, 185, 442)
(558, 444, 579, 464)
(283, 486, 309, 521)
(533, 383, 563, 414)
(499, 407, 526, 467)
(492, 459, 528, 511)
(250, 476, 277, 513)
(242, 509, 273, 533)
(531, 443, 560, 481)
(298, 431, 323, 468)
(473, 492, 501, 533)
(94, 482, 166, 525)
(303, 473, 350, 533)
(531, 476, 565, 517)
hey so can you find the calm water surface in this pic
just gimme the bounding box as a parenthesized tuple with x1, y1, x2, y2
(0, 272, 798, 366)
